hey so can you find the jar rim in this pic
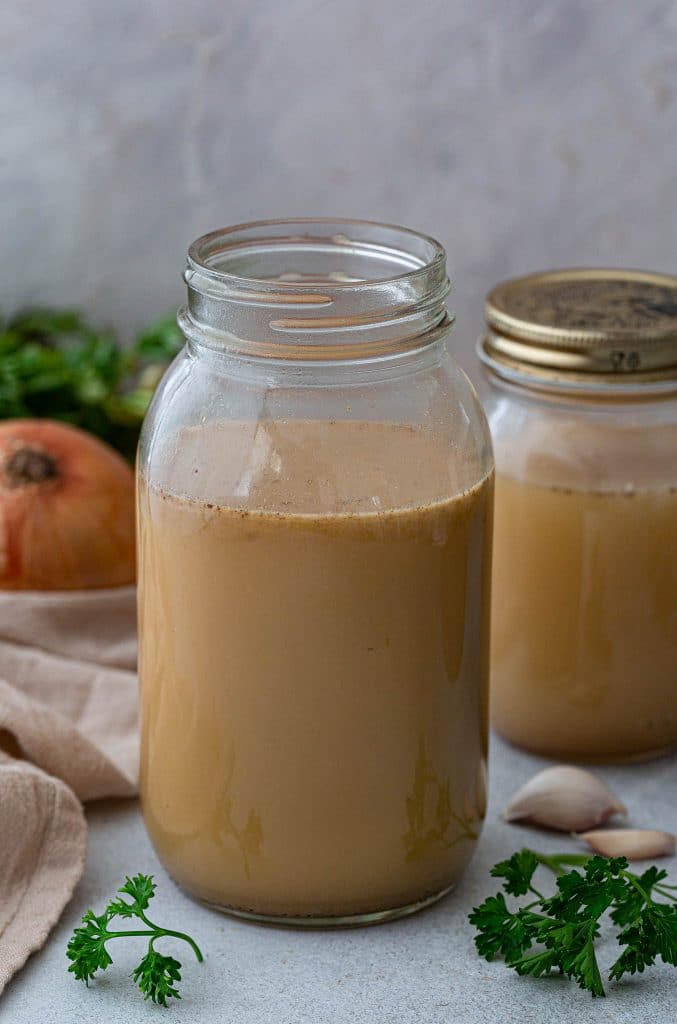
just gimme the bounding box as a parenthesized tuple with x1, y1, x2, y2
(187, 217, 447, 289)
(181, 218, 452, 360)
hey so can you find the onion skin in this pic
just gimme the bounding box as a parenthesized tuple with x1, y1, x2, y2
(0, 420, 136, 590)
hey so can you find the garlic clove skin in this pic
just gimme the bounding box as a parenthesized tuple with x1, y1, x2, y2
(503, 765, 627, 832)
(580, 829, 675, 860)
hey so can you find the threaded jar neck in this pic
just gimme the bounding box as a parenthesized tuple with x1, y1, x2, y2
(179, 219, 452, 361)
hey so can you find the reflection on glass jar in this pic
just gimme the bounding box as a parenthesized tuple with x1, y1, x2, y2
(480, 269, 677, 763)
(137, 220, 494, 924)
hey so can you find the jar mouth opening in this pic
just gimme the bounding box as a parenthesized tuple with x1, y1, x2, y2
(187, 218, 446, 289)
(182, 219, 452, 360)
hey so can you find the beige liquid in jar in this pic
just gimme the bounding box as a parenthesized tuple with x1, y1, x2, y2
(138, 419, 492, 921)
(491, 422, 677, 761)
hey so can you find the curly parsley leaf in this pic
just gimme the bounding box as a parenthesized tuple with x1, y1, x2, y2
(66, 911, 114, 985)
(490, 848, 540, 896)
(469, 892, 541, 961)
(118, 873, 157, 911)
(132, 951, 183, 1007)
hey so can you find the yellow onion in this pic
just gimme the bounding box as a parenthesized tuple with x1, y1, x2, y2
(0, 420, 135, 590)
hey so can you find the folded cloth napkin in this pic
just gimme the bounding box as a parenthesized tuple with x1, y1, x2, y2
(0, 586, 138, 995)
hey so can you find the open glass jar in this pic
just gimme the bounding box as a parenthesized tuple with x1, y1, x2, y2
(480, 269, 677, 763)
(137, 219, 494, 925)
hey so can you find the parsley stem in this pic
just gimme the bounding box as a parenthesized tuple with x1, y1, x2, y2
(106, 929, 159, 938)
(533, 852, 591, 875)
(154, 928, 204, 963)
(136, 908, 160, 932)
(135, 907, 204, 963)
(653, 885, 677, 902)
(620, 871, 652, 905)
(105, 926, 204, 963)
(521, 905, 550, 919)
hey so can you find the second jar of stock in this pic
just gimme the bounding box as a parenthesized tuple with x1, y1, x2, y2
(480, 269, 677, 763)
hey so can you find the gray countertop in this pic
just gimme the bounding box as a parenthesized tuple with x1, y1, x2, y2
(3, 736, 676, 1023)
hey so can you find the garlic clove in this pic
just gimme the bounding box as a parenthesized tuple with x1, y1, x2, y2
(580, 829, 675, 860)
(503, 765, 626, 832)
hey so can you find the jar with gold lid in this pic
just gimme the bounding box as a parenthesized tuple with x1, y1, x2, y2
(479, 269, 677, 763)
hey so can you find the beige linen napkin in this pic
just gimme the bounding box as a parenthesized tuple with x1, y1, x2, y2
(0, 586, 138, 994)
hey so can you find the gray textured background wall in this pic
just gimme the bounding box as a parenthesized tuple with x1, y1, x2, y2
(3, 0, 677, 378)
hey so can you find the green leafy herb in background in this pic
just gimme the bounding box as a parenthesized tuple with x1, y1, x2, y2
(66, 874, 203, 1007)
(0, 308, 183, 459)
(470, 849, 677, 997)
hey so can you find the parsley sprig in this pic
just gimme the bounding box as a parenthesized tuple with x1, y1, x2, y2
(470, 849, 677, 997)
(66, 874, 203, 1007)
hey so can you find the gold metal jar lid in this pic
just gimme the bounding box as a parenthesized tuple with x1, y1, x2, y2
(481, 268, 677, 379)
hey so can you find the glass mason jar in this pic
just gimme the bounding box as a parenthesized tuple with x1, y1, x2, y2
(137, 219, 494, 925)
(480, 269, 677, 763)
